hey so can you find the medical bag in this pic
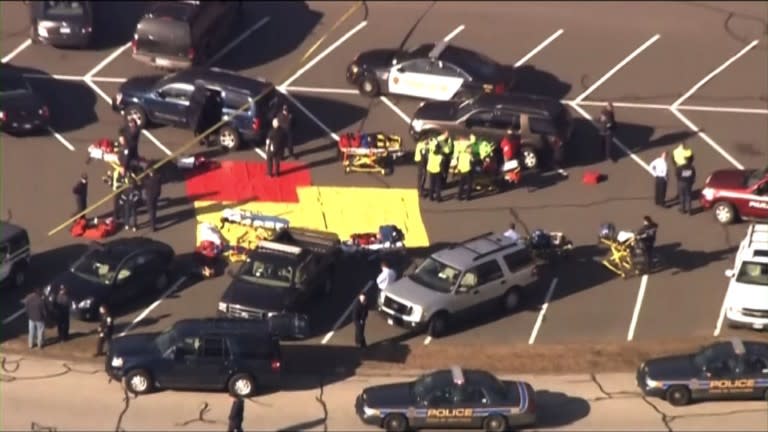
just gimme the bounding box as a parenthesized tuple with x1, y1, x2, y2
(379, 224, 404, 244)
(582, 171, 604, 185)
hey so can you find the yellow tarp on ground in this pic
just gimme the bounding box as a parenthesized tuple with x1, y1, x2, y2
(194, 186, 430, 248)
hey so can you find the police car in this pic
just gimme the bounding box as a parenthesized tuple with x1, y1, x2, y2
(355, 366, 536, 432)
(723, 224, 768, 330)
(637, 338, 768, 406)
(346, 41, 512, 101)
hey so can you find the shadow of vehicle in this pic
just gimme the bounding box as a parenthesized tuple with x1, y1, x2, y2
(112, 313, 171, 335)
(646, 130, 697, 151)
(91, 1, 150, 50)
(563, 117, 655, 168)
(534, 390, 591, 428)
(288, 93, 369, 150)
(654, 242, 737, 275)
(104, 266, 200, 320)
(508, 65, 572, 100)
(4, 64, 98, 133)
(29, 243, 90, 289)
(547, 244, 618, 301)
(214, 2, 323, 71)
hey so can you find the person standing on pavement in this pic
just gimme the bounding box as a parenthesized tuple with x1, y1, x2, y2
(649, 151, 669, 208)
(227, 394, 245, 432)
(275, 104, 295, 160)
(426, 143, 445, 202)
(353, 293, 369, 349)
(672, 141, 694, 175)
(23, 288, 47, 349)
(376, 260, 397, 292)
(455, 146, 475, 201)
(676, 160, 696, 215)
(266, 118, 286, 177)
(54, 285, 71, 342)
(598, 102, 616, 162)
(121, 119, 141, 168)
(142, 169, 162, 232)
(413, 137, 429, 197)
(72, 172, 88, 217)
(636, 216, 658, 273)
(437, 131, 453, 186)
(120, 177, 141, 231)
(95, 305, 114, 357)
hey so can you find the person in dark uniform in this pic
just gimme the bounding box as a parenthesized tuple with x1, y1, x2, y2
(266, 118, 286, 177)
(142, 169, 162, 232)
(54, 285, 71, 342)
(275, 104, 295, 159)
(598, 102, 616, 162)
(120, 177, 141, 231)
(95, 304, 114, 357)
(227, 394, 244, 432)
(413, 138, 429, 197)
(676, 161, 696, 215)
(192, 90, 223, 145)
(120, 119, 141, 167)
(72, 173, 88, 217)
(636, 216, 658, 274)
(426, 143, 445, 202)
(353, 293, 368, 349)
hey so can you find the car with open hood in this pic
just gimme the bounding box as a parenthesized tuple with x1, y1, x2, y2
(29, 0, 93, 48)
(700, 168, 768, 224)
(0, 68, 49, 134)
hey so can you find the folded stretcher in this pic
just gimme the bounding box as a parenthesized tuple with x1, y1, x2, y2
(338, 132, 404, 175)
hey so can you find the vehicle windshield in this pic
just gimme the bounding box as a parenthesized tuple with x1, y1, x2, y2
(43, 1, 85, 17)
(156, 72, 182, 89)
(736, 261, 768, 286)
(0, 75, 29, 94)
(154, 327, 178, 353)
(410, 372, 444, 401)
(410, 257, 461, 293)
(236, 257, 294, 287)
(693, 343, 732, 368)
(746, 169, 767, 187)
(70, 248, 123, 285)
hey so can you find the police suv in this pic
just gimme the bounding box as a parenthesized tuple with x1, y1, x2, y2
(346, 41, 512, 101)
(377, 232, 541, 337)
(723, 223, 768, 330)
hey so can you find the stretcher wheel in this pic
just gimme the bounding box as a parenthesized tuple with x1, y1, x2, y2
(344, 166, 351, 175)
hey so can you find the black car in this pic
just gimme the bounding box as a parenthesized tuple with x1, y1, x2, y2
(218, 228, 340, 321)
(346, 41, 512, 101)
(356, 366, 536, 432)
(0, 69, 49, 134)
(132, 0, 240, 70)
(112, 67, 280, 150)
(637, 338, 768, 406)
(409, 93, 574, 169)
(44, 238, 175, 320)
(0, 222, 31, 287)
(106, 317, 304, 396)
(29, 1, 93, 48)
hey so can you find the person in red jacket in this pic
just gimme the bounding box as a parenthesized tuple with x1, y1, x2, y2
(500, 128, 521, 183)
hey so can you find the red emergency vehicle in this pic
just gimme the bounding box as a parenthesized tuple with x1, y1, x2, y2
(700, 168, 768, 224)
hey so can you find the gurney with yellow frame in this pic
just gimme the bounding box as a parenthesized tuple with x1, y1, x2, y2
(337, 132, 404, 175)
(598, 229, 647, 279)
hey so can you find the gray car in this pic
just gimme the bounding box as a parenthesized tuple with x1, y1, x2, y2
(378, 232, 542, 337)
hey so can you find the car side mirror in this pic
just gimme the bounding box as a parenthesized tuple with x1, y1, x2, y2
(396, 66, 405, 73)
(724, 269, 734, 278)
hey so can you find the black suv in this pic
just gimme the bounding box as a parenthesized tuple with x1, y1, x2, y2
(132, 0, 240, 70)
(410, 93, 573, 169)
(106, 317, 306, 397)
(112, 67, 280, 149)
(29, 0, 94, 48)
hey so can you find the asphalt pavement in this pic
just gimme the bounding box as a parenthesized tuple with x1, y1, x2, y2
(1, 1, 767, 354)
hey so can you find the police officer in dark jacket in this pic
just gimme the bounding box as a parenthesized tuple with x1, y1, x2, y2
(72, 173, 88, 217)
(598, 102, 616, 162)
(353, 293, 368, 349)
(142, 169, 162, 232)
(275, 104, 294, 159)
(95, 304, 114, 357)
(54, 285, 71, 342)
(266, 118, 286, 177)
(676, 161, 696, 215)
(120, 177, 141, 231)
(228, 394, 244, 432)
(636, 216, 658, 274)
(120, 119, 141, 166)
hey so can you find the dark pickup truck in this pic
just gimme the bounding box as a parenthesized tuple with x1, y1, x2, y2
(217, 228, 341, 322)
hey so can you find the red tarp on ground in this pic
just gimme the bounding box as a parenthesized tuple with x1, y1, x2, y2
(184, 161, 312, 203)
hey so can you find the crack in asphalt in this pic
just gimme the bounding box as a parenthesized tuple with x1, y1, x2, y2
(277, 379, 329, 432)
(30, 422, 58, 432)
(174, 401, 224, 427)
(0, 356, 101, 382)
(114, 384, 136, 432)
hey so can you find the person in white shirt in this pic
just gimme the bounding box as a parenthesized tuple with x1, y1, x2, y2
(376, 260, 397, 292)
(503, 223, 521, 242)
(649, 151, 668, 207)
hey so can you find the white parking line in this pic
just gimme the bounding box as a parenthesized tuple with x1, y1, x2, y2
(443, 25, 465, 42)
(84, 42, 132, 78)
(626, 274, 648, 341)
(2, 308, 25, 325)
(514, 29, 564, 67)
(528, 277, 558, 345)
(380, 96, 411, 124)
(118, 277, 187, 337)
(678, 105, 768, 115)
(672, 40, 760, 108)
(280, 20, 368, 88)
(1, 39, 32, 63)
(573, 34, 660, 103)
(321, 282, 373, 345)
(567, 102, 653, 174)
(572, 100, 670, 110)
(21, 73, 127, 83)
(48, 126, 75, 151)
(280, 91, 340, 141)
(254, 147, 267, 159)
(713, 293, 728, 337)
(283, 86, 359, 95)
(670, 108, 744, 169)
(206, 16, 271, 67)
(89, 76, 128, 83)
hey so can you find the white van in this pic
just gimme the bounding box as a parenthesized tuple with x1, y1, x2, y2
(724, 223, 768, 330)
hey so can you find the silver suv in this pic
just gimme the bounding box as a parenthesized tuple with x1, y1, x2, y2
(377, 232, 541, 337)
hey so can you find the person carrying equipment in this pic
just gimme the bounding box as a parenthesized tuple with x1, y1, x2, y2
(426, 142, 445, 202)
(455, 145, 475, 201)
(413, 137, 429, 197)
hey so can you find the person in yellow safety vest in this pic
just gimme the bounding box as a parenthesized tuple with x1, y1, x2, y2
(455, 146, 475, 201)
(413, 138, 430, 197)
(672, 141, 694, 174)
(426, 144, 445, 202)
(437, 131, 453, 185)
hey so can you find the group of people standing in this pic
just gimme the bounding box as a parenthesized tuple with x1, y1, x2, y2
(649, 142, 696, 214)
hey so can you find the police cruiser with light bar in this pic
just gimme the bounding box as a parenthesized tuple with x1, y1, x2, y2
(356, 366, 536, 432)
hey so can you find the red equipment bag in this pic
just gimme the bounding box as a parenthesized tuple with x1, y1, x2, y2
(338, 133, 361, 150)
(98, 138, 114, 152)
(582, 171, 604, 185)
(351, 233, 378, 246)
(70, 217, 87, 237)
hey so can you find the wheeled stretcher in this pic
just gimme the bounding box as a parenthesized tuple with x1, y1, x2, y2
(217, 209, 290, 261)
(341, 224, 406, 253)
(598, 225, 647, 278)
(338, 132, 404, 175)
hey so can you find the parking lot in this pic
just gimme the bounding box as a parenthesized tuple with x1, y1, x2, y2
(2, 1, 767, 354)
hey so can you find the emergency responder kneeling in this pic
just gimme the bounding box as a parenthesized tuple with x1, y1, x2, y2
(426, 140, 445, 202)
(455, 145, 475, 201)
(413, 137, 429, 197)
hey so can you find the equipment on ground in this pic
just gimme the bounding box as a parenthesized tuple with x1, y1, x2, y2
(341, 224, 406, 254)
(529, 229, 573, 262)
(337, 132, 404, 175)
(598, 223, 648, 278)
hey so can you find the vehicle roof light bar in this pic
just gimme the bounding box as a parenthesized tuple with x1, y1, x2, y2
(450, 365, 465, 384)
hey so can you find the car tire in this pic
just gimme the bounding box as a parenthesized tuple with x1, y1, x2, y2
(666, 385, 691, 406)
(124, 105, 147, 128)
(713, 202, 736, 225)
(483, 414, 508, 432)
(358, 74, 379, 97)
(503, 288, 520, 312)
(382, 413, 408, 432)
(521, 146, 538, 170)
(218, 126, 241, 150)
(428, 312, 449, 338)
(155, 272, 169, 291)
(11, 262, 27, 288)
(228, 373, 255, 397)
(125, 369, 153, 395)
